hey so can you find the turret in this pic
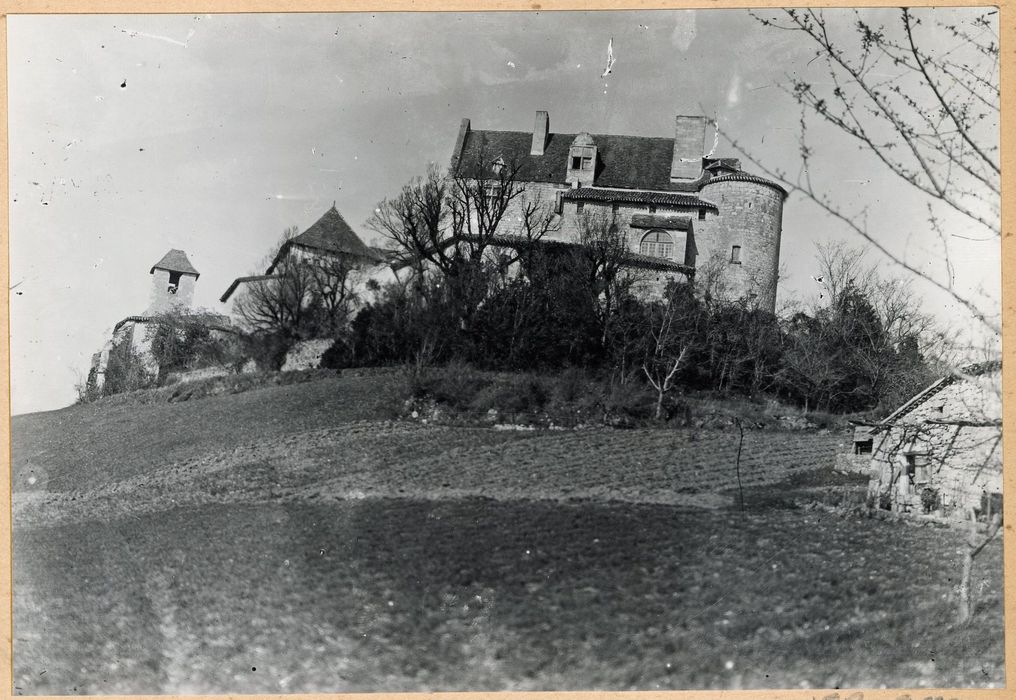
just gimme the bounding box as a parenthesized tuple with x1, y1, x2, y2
(148, 249, 199, 314)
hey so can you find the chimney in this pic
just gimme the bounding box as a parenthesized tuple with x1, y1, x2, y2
(531, 110, 550, 156)
(670, 115, 707, 182)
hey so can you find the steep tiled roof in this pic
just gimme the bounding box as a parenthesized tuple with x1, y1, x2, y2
(701, 172, 788, 196)
(456, 130, 684, 191)
(268, 206, 379, 273)
(150, 249, 199, 277)
(563, 188, 717, 210)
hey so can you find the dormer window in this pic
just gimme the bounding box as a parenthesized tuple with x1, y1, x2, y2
(567, 133, 597, 186)
(571, 148, 594, 170)
(492, 156, 505, 175)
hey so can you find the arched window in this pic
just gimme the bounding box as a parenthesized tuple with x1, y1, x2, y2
(640, 230, 675, 259)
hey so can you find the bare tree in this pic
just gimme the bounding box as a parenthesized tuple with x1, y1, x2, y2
(733, 8, 999, 333)
(233, 228, 362, 341)
(577, 210, 645, 346)
(233, 255, 320, 340)
(641, 283, 704, 420)
(366, 164, 453, 278)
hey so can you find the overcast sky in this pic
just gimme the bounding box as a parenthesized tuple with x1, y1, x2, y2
(8, 9, 1000, 415)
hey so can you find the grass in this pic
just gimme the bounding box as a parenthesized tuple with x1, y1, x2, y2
(15, 499, 1003, 694)
(12, 372, 1004, 693)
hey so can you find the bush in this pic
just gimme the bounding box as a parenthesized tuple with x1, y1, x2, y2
(242, 332, 294, 372)
(409, 364, 492, 409)
(471, 376, 550, 415)
(102, 341, 155, 396)
(602, 381, 656, 422)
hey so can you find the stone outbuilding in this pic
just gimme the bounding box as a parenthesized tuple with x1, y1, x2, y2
(866, 360, 1002, 518)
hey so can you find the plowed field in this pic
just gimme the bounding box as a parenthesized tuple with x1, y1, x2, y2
(12, 373, 1005, 693)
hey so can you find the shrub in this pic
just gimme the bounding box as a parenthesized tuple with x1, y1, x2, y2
(102, 341, 155, 396)
(471, 375, 550, 415)
(552, 367, 589, 406)
(242, 332, 294, 372)
(409, 364, 491, 409)
(602, 381, 655, 422)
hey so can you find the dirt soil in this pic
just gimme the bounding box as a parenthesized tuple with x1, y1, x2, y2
(12, 374, 1005, 693)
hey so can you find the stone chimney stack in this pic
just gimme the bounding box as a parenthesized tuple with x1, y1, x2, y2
(531, 110, 550, 156)
(670, 115, 707, 182)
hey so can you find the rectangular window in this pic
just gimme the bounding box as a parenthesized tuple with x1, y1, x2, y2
(648, 204, 657, 214)
(581, 157, 593, 169)
(698, 209, 706, 221)
(571, 156, 582, 169)
(554, 191, 563, 215)
(611, 203, 619, 214)
(659, 242, 673, 258)
(730, 245, 741, 264)
(576, 201, 584, 213)
(854, 440, 873, 455)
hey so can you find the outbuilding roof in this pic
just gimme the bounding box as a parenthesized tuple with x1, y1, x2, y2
(267, 206, 380, 273)
(871, 359, 1002, 433)
(150, 249, 200, 278)
(219, 274, 279, 303)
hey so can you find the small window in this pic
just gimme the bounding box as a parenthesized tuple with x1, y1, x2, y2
(648, 204, 657, 214)
(554, 191, 563, 215)
(571, 156, 582, 169)
(698, 209, 706, 221)
(168, 271, 182, 286)
(576, 202, 585, 213)
(581, 156, 593, 169)
(167, 285, 178, 295)
(730, 245, 741, 264)
(854, 440, 873, 455)
(611, 203, 619, 214)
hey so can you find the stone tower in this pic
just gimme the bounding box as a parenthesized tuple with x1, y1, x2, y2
(147, 249, 199, 314)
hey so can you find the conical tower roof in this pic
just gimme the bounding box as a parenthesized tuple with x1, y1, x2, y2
(289, 205, 376, 259)
(150, 249, 200, 278)
(267, 205, 380, 273)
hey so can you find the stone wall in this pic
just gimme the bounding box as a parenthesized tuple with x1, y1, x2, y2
(491, 177, 782, 311)
(867, 371, 1002, 516)
(148, 269, 196, 314)
(281, 339, 335, 372)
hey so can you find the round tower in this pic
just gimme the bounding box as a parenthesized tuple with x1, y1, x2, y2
(699, 173, 785, 311)
(147, 249, 200, 314)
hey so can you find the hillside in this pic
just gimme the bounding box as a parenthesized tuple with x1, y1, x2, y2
(12, 372, 1004, 693)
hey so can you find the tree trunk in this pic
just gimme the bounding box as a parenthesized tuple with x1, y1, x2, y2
(957, 547, 973, 624)
(655, 390, 665, 421)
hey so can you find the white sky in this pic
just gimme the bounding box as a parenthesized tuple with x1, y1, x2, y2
(7, 9, 1001, 414)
